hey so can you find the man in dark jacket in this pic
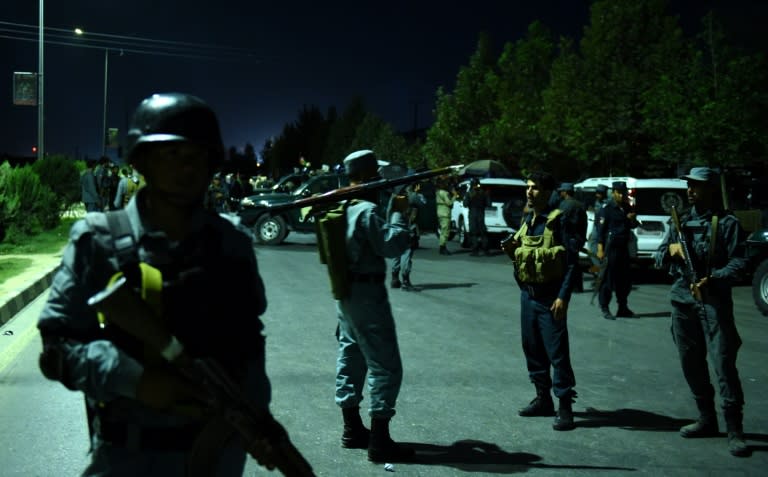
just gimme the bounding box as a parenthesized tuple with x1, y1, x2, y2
(557, 183, 588, 293)
(463, 177, 491, 256)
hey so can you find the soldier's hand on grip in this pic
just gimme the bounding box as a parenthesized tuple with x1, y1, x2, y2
(669, 242, 685, 260)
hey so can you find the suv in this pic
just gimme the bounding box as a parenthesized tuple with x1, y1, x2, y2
(451, 177, 527, 249)
(238, 173, 349, 245)
(574, 177, 688, 266)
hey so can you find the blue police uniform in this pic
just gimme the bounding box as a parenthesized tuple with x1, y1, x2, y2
(335, 199, 411, 417)
(37, 190, 270, 476)
(596, 182, 638, 317)
(516, 205, 581, 401)
(389, 184, 427, 289)
(656, 166, 748, 455)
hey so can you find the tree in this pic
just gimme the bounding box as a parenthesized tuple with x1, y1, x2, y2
(541, 0, 686, 176)
(423, 33, 499, 168)
(322, 96, 368, 166)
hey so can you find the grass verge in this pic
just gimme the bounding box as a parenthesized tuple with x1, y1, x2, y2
(0, 217, 75, 284)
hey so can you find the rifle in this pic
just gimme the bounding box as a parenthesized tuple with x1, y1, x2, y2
(669, 205, 707, 308)
(264, 165, 463, 214)
(88, 276, 316, 477)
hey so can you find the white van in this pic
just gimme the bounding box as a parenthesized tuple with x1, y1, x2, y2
(574, 177, 688, 266)
(451, 177, 527, 248)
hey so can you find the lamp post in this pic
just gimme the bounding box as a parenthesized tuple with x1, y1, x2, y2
(37, 0, 44, 160)
(75, 28, 109, 158)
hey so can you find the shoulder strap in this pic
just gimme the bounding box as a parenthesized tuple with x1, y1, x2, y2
(708, 215, 718, 267)
(104, 209, 138, 271)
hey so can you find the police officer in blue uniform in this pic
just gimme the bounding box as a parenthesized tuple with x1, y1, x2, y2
(656, 167, 749, 457)
(596, 181, 638, 320)
(557, 183, 587, 293)
(334, 150, 415, 462)
(37, 93, 272, 476)
(511, 172, 582, 431)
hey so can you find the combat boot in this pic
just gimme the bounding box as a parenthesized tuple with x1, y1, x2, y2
(439, 245, 451, 255)
(553, 396, 575, 431)
(680, 399, 719, 438)
(616, 305, 635, 318)
(518, 385, 555, 417)
(401, 274, 414, 291)
(368, 417, 414, 462)
(725, 407, 750, 457)
(601, 307, 615, 321)
(390, 272, 401, 289)
(341, 406, 370, 449)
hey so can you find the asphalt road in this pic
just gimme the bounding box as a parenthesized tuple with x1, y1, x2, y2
(0, 233, 766, 476)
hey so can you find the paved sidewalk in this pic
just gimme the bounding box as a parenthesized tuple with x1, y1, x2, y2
(0, 252, 63, 326)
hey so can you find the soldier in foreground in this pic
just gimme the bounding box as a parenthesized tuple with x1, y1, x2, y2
(503, 171, 582, 431)
(332, 150, 415, 462)
(36, 93, 301, 475)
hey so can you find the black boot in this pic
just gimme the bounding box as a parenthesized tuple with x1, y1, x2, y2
(680, 399, 719, 438)
(725, 407, 750, 457)
(518, 385, 555, 417)
(616, 305, 635, 318)
(390, 272, 401, 289)
(553, 396, 575, 431)
(368, 417, 414, 462)
(601, 307, 615, 321)
(439, 245, 451, 256)
(341, 406, 370, 449)
(401, 274, 414, 291)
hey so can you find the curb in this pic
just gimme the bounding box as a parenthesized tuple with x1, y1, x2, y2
(0, 267, 57, 326)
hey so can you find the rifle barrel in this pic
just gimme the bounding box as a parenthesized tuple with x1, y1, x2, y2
(263, 165, 462, 214)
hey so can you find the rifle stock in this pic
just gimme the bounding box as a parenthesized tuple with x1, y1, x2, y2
(88, 278, 316, 477)
(264, 164, 463, 214)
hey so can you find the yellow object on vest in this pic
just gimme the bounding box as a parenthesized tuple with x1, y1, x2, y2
(97, 262, 163, 327)
(512, 209, 566, 284)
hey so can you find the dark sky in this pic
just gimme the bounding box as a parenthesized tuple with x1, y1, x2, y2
(0, 1, 764, 161)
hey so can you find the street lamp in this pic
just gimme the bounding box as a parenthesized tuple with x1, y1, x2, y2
(75, 27, 109, 158)
(38, 0, 44, 160)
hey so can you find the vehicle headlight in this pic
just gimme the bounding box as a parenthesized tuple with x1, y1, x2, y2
(241, 197, 254, 207)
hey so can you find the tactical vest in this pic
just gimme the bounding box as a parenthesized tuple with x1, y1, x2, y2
(512, 209, 566, 284)
(123, 175, 144, 207)
(312, 200, 358, 300)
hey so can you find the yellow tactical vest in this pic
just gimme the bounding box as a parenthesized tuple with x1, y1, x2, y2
(512, 209, 566, 284)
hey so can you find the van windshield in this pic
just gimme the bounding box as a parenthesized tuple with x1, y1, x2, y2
(484, 184, 526, 205)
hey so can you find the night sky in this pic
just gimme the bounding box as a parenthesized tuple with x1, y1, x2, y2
(0, 1, 764, 161)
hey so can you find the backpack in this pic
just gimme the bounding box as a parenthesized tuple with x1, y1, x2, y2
(511, 209, 566, 284)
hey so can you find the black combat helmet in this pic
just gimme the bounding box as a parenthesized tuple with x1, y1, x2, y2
(124, 92, 225, 173)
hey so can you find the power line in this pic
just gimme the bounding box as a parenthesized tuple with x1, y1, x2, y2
(0, 21, 262, 62)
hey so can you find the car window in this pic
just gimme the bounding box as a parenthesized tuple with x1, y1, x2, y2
(484, 184, 526, 204)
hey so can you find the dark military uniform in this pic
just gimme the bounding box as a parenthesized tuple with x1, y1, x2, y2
(656, 166, 748, 456)
(557, 183, 587, 293)
(463, 179, 491, 255)
(596, 182, 638, 317)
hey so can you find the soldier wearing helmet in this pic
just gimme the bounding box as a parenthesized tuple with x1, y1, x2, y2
(37, 93, 274, 475)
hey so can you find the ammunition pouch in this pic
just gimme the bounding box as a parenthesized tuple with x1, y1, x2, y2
(314, 201, 357, 300)
(512, 209, 566, 284)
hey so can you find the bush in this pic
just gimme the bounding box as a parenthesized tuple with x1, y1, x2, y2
(31, 155, 81, 213)
(0, 161, 59, 241)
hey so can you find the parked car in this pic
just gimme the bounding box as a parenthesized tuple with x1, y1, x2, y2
(746, 227, 768, 316)
(574, 177, 688, 267)
(250, 172, 309, 195)
(450, 177, 527, 249)
(238, 173, 349, 245)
